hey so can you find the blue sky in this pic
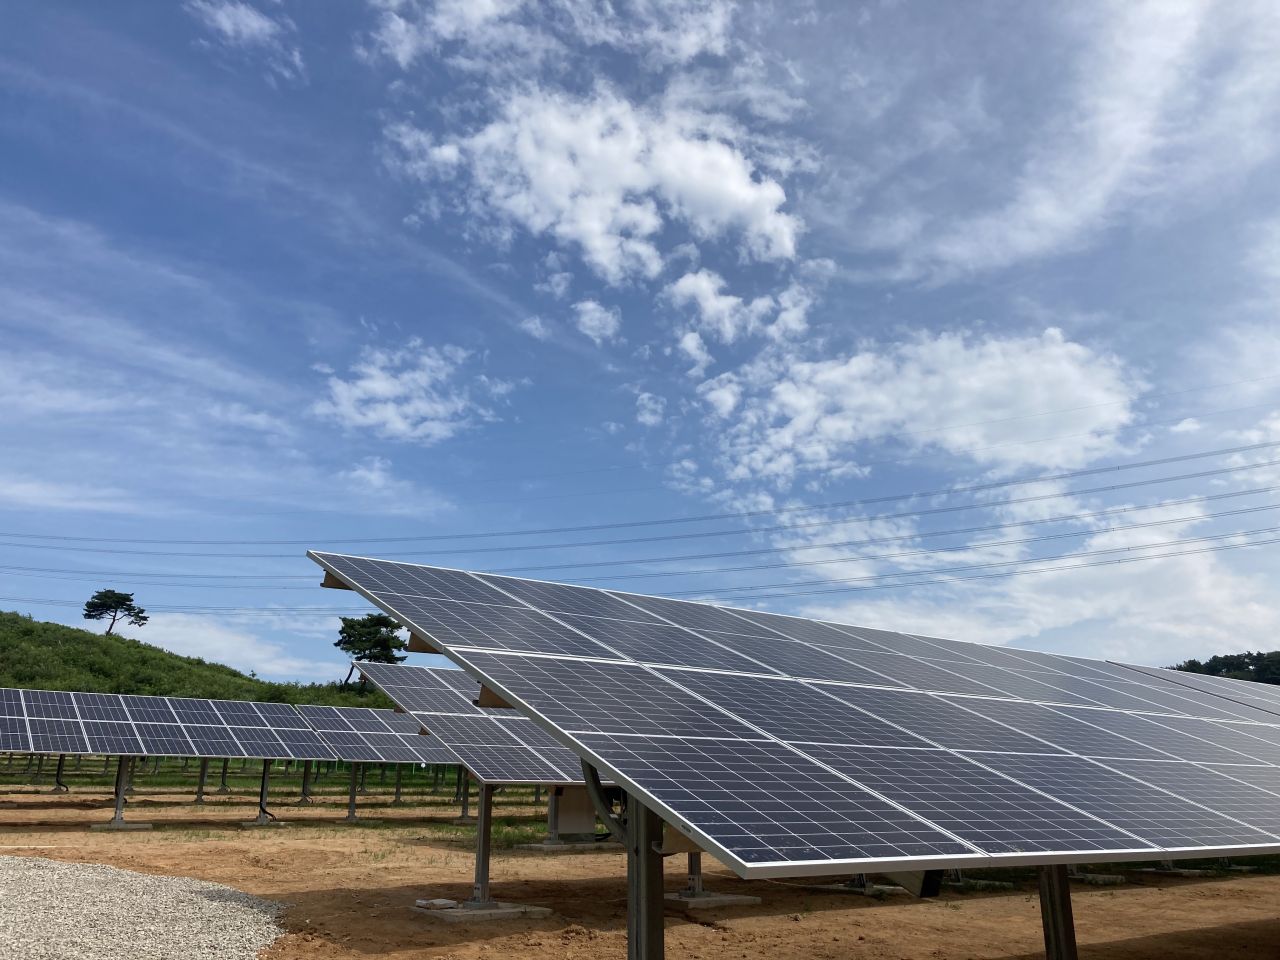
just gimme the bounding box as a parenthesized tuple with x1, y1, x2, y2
(3, 1, 1280, 682)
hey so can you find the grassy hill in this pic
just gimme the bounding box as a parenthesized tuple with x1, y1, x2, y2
(0, 611, 391, 707)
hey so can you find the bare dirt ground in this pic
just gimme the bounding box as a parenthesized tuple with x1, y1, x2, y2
(2, 787, 1278, 960)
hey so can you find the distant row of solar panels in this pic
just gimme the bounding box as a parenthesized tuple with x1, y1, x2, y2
(311, 551, 1280, 877)
(0, 688, 454, 765)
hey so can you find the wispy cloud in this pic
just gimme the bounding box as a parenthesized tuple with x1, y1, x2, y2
(185, 0, 306, 84)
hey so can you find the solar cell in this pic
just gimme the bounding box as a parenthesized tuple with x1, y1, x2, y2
(166, 698, 223, 725)
(0, 715, 31, 752)
(356, 661, 481, 714)
(0, 688, 23, 716)
(699, 632, 910, 687)
(952, 698, 1172, 760)
(607, 592, 780, 637)
(824, 624, 990, 664)
(475, 574, 668, 622)
(805, 645, 1014, 697)
(1098, 759, 1280, 837)
(1137, 715, 1280, 765)
(134, 723, 195, 757)
(576, 734, 975, 866)
(295, 705, 457, 764)
(971, 752, 1277, 850)
(82, 720, 144, 755)
(726, 610, 894, 651)
(453, 651, 760, 740)
(380, 594, 612, 657)
(553, 614, 773, 672)
(818, 687, 1068, 755)
(120, 696, 179, 724)
(664, 671, 930, 749)
(27, 717, 88, 754)
(215, 701, 268, 727)
(184, 725, 246, 757)
(1042, 706, 1259, 764)
(72, 692, 131, 722)
(801, 744, 1152, 856)
(420, 713, 576, 783)
(23, 690, 77, 719)
(315, 551, 512, 605)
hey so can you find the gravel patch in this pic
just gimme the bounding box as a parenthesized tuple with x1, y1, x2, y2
(0, 855, 283, 960)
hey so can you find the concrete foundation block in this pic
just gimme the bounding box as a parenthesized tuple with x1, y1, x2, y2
(665, 891, 762, 912)
(412, 900, 553, 923)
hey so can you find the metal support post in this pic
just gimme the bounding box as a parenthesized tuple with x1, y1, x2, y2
(151, 756, 161, 775)
(251, 759, 275, 825)
(533, 785, 542, 804)
(459, 770, 471, 819)
(545, 787, 562, 844)
(464, 783, 497, 909)
(626, 794, 665, 960)
(51, 754, 68, 792)
(432, 764, 442, 791)
(392, 765, 404, 805)
(345, 763, 360, 821)
(102, 756, 110, 774)
(357, 763, 368, 794)
(124, 757, 135, 795)
(1038, 865, 1078, 960)
(33, 753, 44, 783)
(74, 755, 82, 771)
(195, 758, 209, 805)
(683, 852, 703, 897)
(109, 756, 128, 824)
(217, 758, 230, 793)
(298, 760, 313, 805)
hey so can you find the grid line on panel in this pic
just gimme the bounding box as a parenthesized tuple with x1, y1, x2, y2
(799, 744, 1153, 856)
(1137, 714, 1280, 765)
(454, 651, 761, 741)
(473, 572, 669, 623)
(1038, 704, 1263, 764)
(1097, 758, 1280, 838)
(664, 671, 932, 750)
(373, 593, 615, 659)
(553, 613, 785, 674)
(576, 733, 978, 866)
(314, 552, 514, 605)
(1120, 663, 1280, 720)
(818, 622, 992, 665)
(949, 697, 1175, 761)
(970, 751, 1278, 849)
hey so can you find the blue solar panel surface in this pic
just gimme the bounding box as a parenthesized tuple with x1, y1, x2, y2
(311, 551, 1280, 876)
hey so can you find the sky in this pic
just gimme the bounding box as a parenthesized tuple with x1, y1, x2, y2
(2, 0, 1280, 683)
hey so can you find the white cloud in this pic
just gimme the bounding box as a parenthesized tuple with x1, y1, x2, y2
(386, 86, 800, 284)
(709, 328, 1141, 486)
(185, 0, 305, 83)
(312, 340, 507, 443)
(518, 315, 553, 339)
(1170, 417, 1202, 434)
(361, 0, 736, 72)
(677, 330, 714, 377)
(874, 1, 1280, 278)
(143, 613, 347, 682)
(636, 391, 666, 427)
(572, 299, 622, 344)
(665, 269, 775, 343)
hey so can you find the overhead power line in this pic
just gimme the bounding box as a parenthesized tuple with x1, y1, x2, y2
(690, 525, 1280, 600)
(3, 453, 1279, 561)
(1, 439, 1278, 546)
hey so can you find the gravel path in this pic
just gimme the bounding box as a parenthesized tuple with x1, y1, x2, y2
(0, 855, 282, 960)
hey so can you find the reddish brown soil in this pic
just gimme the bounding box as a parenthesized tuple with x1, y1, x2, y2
(1, 788, 1277, 959)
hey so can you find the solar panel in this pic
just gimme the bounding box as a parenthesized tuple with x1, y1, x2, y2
(311, 551, 1280, 875)
(0, 689, 335, 761)
(296, 705, 456, 764)
(354, 662, 588, 784)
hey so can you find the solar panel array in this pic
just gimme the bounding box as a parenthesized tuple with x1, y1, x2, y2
(312, 550, 1280, 877)
(0, 689, 336, 761)
(357, 662, 589, 784)
(296, 705, 457, 764)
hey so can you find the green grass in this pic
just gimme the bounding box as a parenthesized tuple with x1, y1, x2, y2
(0, 611, 390, 706)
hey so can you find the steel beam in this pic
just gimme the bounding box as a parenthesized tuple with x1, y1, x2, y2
(345, 763, 360, 821)
(465, 783, 497, 909)
(298, 759, 313, 805)
(216, 758, 230, 793)
(626, 794, 665, 960)
(109, 756, 128, 824)
(1038, 865, 1078, 960)
(195, 758, 209, 805)
(51, 754, 68, 793)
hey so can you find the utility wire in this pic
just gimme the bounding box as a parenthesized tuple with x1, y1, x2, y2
(6, 497, 1278, 590)
(3, 453, 1278, 560)
(690, 525, 1280, 600)
(694, 534, 1280, 602)
(2, 439, 1278, 545)
(3, 531, 1277, 616)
